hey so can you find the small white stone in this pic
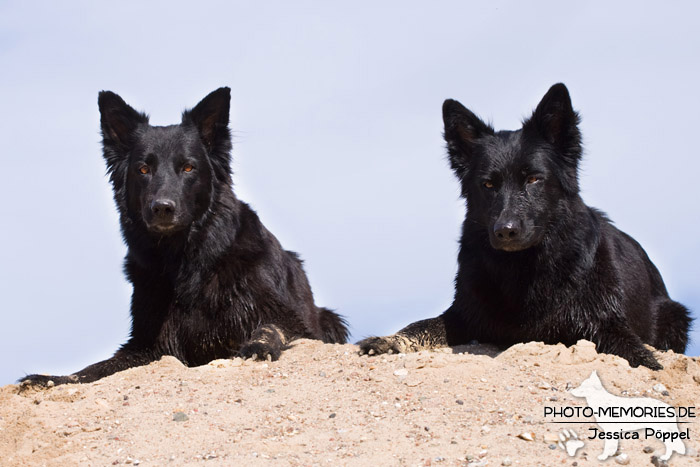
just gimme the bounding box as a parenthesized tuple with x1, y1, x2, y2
(393, 368, 408, 377)
(652, 383, 667, 394)
(614, 453, 630, 465)
(517, 432, 534, 441)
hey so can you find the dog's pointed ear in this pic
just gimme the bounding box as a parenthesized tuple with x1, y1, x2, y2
(524, 83, 582, 194)
(184, 87, 231, 150)
(590, 371, 603, 388)
(98, 91, 148, 213)
(98, 91, 148, 150)
(442, 99, 492, 179)
(182, 88, 233, 183)
(526, 83, 581, 158)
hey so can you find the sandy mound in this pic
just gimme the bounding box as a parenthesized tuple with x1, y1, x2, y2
(2, 340, 699, 466)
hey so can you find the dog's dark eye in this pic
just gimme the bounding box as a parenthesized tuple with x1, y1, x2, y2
(183, 164, 194, 173)
(139, 165, 150, 175)
(483, 181, 494, 189)
(527, 176, 538, 184)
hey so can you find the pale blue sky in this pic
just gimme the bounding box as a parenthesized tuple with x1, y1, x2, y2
(1, 1, 698, 385)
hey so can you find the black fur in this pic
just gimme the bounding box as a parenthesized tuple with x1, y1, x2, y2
(21, 88, 348, 387)
(359, 83, 691, 370)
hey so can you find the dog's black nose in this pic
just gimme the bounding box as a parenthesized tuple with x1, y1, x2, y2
(494, 221, 520, 241)
(151, 199, 176, 218)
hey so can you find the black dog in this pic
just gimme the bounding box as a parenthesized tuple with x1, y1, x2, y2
(359, 83, 690, 369)
(21, 88, 348, 387)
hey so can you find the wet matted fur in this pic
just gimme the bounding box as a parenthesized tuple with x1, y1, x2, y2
(359, 83, 690, 369)
(21, 88, 348, 387)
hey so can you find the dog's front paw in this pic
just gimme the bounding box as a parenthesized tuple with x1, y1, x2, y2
(19, 374, 78, 390)
(357, 336, 401, 356)
(628, 352, 663, 371)
(239, 341, 281, 362)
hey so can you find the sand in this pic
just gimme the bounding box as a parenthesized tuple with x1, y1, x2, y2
(2, 340, 699, 466)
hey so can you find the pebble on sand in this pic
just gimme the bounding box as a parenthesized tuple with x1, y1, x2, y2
(173, 411, 189, 422)
(651, 455, 669, 467)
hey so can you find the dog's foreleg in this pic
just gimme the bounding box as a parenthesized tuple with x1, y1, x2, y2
(594, 318, 663, 370)
(19, 348, 157, 389)
(598, 436, 618, 461)
(662, 432, 686, 460)
(358, 316, 450, 355)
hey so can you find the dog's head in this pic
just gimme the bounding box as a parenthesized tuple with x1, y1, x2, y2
(570, 370, 603, 399)
(98, 88, 232, 236)
(443, 83, 582, 252)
